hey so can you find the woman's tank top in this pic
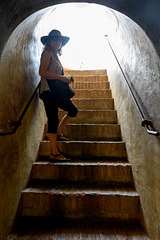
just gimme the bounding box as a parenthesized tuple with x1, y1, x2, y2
(39, 50, 63, 95)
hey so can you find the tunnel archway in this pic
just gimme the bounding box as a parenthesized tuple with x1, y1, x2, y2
(0, 2, 159, 130)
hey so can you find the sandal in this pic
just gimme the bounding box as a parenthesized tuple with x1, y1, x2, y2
(57, 134, 70, 141)
(50, 153, 70, 162)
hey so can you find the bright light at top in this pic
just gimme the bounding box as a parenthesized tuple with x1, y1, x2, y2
(41, 3, 113, 70)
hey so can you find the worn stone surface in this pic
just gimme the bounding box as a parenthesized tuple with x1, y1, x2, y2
(72, 98, 114, 110)
(0, 100, 46, 240)
(0, 9, 47, 240)
(48, 123, 122, 141)
(21, 186, 140, 219)
(40, 140, 127, 159)
(105, 11, 160, 240)
(31, 161, 133, 184)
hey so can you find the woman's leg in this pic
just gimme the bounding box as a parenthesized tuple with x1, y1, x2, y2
(57, 115, 71, 135)
(48, 133, 59, 155)
(40, 91, 69, 160)
(48, 133, 70, 161)
(57, 99, 78, 136)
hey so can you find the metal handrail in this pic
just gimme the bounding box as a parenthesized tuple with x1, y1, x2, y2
(0, 82, 40, 136)
(105, 35, 159, 136)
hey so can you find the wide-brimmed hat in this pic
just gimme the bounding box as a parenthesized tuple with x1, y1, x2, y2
(40, 29, 70, 47)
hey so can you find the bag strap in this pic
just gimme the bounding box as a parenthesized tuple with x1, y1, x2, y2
(61, 67, 64, 76)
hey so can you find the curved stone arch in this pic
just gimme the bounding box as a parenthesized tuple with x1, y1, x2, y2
(1, 0, 160, 56)
(0, 2, 159, 130)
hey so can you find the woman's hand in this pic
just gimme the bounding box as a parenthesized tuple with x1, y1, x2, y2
(60, 76, 73, 84)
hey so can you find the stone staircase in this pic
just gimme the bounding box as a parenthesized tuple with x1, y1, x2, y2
(8, 69, 150, 239)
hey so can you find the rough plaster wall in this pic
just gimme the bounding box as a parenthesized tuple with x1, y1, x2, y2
(0, 11, 47, 240)
(105, 10, 160, 240)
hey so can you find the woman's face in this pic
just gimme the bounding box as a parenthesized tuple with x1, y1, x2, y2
(50, 37, 62, 52)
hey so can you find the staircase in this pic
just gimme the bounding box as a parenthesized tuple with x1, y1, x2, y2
(8, 69, 150, 239)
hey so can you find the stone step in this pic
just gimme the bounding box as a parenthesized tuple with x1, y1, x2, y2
(39, 141, 127, 159)
(73, 89, 111, 98)
(72, 98, 114, 110)
(8, 69, 149, 239)
(21, 184, 139, 220)
(8, 217, 150, 240)
(64, 69, 107, 76)
(71, 81, 110, 89)
(65, 123, 121, 140)
(59, 110, 117, 124)
(45, 123, 121, 141)
(71, 75, 108, 82)
(31, 161, 133, 186)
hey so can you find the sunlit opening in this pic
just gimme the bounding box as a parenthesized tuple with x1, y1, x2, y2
(39, 3, 114, 70)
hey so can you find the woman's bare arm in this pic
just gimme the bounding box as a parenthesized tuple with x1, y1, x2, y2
(39, 51, 71, 83)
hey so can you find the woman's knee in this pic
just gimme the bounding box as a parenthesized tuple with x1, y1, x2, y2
(68, 105, 78, 117)
(47, 125, 58, 134)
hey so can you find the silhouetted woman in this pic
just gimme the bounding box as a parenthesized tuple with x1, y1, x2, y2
(39, 29, 78, 161)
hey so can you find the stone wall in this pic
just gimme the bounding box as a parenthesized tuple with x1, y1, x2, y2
(105, 9, 160, 240)
(0, 9, 46, 240)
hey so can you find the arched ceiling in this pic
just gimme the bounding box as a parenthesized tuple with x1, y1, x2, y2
(0, 1, 159, 138)
(0, 0, 160, 56)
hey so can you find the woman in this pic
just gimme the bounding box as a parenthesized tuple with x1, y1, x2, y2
(39, 29, 78, 162)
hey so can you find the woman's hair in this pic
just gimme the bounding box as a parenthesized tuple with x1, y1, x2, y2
(43, 40, 62, 55)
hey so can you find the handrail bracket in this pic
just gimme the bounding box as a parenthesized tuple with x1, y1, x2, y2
(142, 119, 159, 136)
(11, 121, 22, 127)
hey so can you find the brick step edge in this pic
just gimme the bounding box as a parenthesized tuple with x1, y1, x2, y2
(64, 69, 107, 75)
(21, 187, 140, 219)
(31, 162, 133, 184)
(44, 123, 121, 141)
(39, 141, 127, 159)
(59, 110, 117, 124)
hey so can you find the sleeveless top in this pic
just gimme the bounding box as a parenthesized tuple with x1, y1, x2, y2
(39, 50, 63, 95)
